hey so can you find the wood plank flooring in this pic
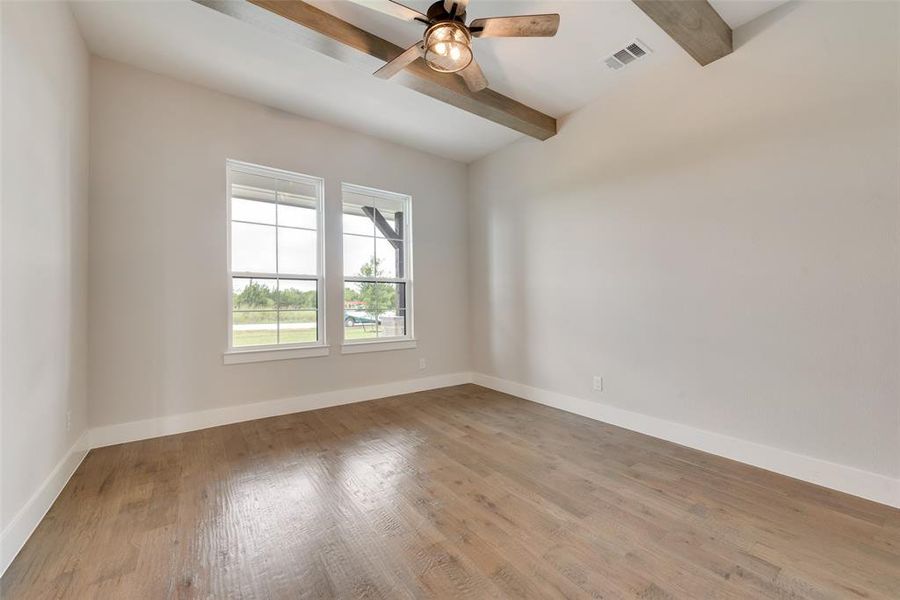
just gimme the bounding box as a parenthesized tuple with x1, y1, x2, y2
(3, 384, 899, 599)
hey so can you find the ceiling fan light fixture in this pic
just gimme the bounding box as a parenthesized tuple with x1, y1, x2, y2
(359, 0, 560, 92)
(423, 21, 472, 73)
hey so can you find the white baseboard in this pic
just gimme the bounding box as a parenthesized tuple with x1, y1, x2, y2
(1, 431, 90, 576)
(89, 371, 474, 448)
(473, 373, 900, 509)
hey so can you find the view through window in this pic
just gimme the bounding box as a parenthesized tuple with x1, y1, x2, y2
(342, 184, 412, 343)
(228, 162, 324, 349)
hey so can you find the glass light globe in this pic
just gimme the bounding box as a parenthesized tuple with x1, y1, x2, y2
(424, 22, 472, 73)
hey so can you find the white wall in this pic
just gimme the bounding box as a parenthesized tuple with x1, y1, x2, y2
(1, 0, 90, 567)
(468, 1, 900, 480)
(88, 58, 470, 428)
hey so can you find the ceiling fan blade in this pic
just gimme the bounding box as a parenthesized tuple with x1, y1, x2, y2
(459, 60, 488, 92)
(374, 42, 424, 79)
(443, 0, 469, 18)
(469, 14, 560, 38)
(349, 0, 428, 23)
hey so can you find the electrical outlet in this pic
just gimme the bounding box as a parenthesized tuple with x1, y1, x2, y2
(592, 376, 603, 392)
(419, 358, 427, 370)
(66, 410, 72, 432)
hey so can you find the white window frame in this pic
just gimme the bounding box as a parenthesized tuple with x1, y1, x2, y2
(224, 160, 328, 364)
(341, 182, 415, 353)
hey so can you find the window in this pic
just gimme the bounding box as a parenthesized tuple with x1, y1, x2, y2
(342, 183, 413, 348)
(226, 161, 325, 358)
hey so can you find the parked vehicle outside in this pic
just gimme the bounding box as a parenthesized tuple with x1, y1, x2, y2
(344, 311, 383, 327)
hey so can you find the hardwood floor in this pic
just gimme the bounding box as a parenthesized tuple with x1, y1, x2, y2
(3, 384, 899, 599)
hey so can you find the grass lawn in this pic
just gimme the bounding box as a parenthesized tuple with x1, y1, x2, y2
(233, 310, 316, 324)
(233, 325, 385, 347)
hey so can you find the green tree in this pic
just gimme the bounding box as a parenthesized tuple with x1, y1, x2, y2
(235, 280, 274, 309)
(275, 287, 316, 309)
(357, 257, 396, 317)
(344, 286, 360, 303)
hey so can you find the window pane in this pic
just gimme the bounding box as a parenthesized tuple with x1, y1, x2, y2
(278, 203, 317, 229)
(278, 280, 317, 309)
(374, 197, 404, 240)
(278, 177, 318, 200)
(344, 282, 365, 311)
(373, 212, 402, 240)
(232, 172, 279, 235)
(344, 281, 405, 339)
(232, 277, 276, 310)
(232, 310, 277, 347)
(376, 194, 406, 216)
(278, 175, 317, 229)
(232, 198, 275, 225)
(382, 307, 407, 338)
(232, 222, 276, 272)
(278, 227, 317, 275)
(344, 280, 404, 309)
(279, 310, 317, 344)
(343, 290, 382, 341)
(232, 172, 277, 204)
(344, 319, 379, 341)
(342, 201, 375, 236)
(343, 234, 375, 277)
(342, 307, 405, 340)
(375, 238, 400, 278)
(367, 208, 402, 240)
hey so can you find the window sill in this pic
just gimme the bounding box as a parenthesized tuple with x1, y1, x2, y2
(341, 339, 417, 354)
(223, 345, 330, 364)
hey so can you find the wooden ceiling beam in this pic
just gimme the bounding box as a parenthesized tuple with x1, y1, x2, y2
(632, 0, 732, 66)
(193, 0, 557, 140)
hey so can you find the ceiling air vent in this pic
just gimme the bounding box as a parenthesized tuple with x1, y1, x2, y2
(604, 39, 652, 70)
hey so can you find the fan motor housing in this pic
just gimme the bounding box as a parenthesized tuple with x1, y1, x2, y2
(426, 1, 466, 24)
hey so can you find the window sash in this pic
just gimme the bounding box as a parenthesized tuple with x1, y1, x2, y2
(342, 279, 409, 341)
(343, 275, 407, 284)
(230, 275, 323, 349)
(234, 271, 319, 280)
(231, 219, 317, 234)
(227, 160, 325, 352)
(341, 182, 413, 344)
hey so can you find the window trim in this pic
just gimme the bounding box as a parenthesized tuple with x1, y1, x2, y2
(224, 160, 327, 360)
(340, 339, 417, 354)
(340, 182, 414, 350)
(223, 345, 330, 365)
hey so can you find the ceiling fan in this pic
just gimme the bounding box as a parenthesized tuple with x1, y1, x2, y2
(349, 0, 560, 92)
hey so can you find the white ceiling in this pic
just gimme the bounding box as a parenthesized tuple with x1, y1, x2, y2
(709, 0, 789, 29)
(71, 0, 788, 163)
